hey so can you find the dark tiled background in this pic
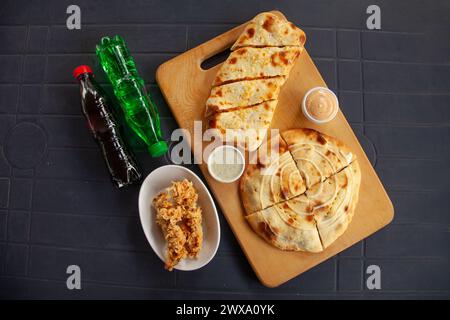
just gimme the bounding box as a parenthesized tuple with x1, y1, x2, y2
(0, 0, 449, 299)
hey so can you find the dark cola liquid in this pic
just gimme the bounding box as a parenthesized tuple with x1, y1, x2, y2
(77, 72, 141, 188)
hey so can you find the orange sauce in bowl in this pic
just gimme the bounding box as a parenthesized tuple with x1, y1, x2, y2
(304, 88, 338, 122)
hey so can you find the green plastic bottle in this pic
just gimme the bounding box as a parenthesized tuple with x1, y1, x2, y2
(96, 35, 168, 157)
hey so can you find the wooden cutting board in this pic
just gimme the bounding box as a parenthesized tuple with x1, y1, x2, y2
(156, 11, 394, 287)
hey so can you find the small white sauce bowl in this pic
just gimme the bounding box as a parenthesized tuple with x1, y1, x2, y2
(138, 165, 220, 271)
(207, 145, 245, 183)
(302, 86, 339, 124)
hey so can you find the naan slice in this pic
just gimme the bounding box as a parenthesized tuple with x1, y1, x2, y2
(246, 195, 323, 252)
(231, 12, 306, 50)
(205, 77, 285, 116)
(281, 128, 355, 188)
(240, 133, 305, 214)
(209, 101, 277, 151)
(213, 47, 301, 86)
(309, 161, 361, 249)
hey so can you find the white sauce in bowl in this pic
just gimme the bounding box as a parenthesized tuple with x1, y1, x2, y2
(207, 146, 245, 183)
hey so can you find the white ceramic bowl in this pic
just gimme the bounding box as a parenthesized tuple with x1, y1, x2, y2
(301, 86, 339, 124)
(207, 145, 245, 183)
(138, 165, 220, 271)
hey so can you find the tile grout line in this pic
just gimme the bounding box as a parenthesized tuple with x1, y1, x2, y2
(3, 52, 450, 66)
(0, 52, 183, 56)
(6, 238, 236, 258)
(335, 258, 339, 292)
(4, 23, 31, 276)
(0, 22, 428, 34)
(185, 24, 189, 51)
(6, 239, 450, 261)
(2, 271, 450, 296)
(360, 258, 364, 291)
(358, 31, 364, 124)
(26, 177, 37, 276)
(26, 25, 51, 277)
(23, 23, 34, 277)
(359, 30, 369, 264)
(5, 84, 450, 96)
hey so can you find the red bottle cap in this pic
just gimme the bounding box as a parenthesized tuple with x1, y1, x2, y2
(73, 65, 93, 79)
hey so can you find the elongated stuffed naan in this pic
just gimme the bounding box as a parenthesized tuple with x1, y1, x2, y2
(205, 77, 285, 116)
(231, 12, 306, 50)
(240, 128, 361, 252)
(205, 12, 305, 150)
(209, 101, 277, 151)
(213, 47, 301, 87)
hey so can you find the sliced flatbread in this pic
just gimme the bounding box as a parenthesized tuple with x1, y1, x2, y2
(246, 195, 323, 252)
(245, 160, 360, 252)
(241, 128, 360, 252)
(281, 128, 356, 188)
(240, 133, 305, 214)
(205, 77, 285, 116)
(206, 12, 305, 150)
(209, 101, 277, 151)
(212, 46, 302, 87)
(231, 12, 306, 50)
(309, 161, 361, 249)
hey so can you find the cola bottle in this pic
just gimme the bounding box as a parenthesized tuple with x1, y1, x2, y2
(73, 65, 142, 188)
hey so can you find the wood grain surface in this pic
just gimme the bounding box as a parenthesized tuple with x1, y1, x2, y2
(156, 11, 394, 287)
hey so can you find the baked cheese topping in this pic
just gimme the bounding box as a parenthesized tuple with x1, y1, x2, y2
(205, 12, 306, 150)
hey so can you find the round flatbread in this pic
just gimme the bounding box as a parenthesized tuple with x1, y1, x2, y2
(241, 128, 361, 252)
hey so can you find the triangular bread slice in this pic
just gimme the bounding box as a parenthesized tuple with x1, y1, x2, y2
(231, 12, 306, 50)
(245, 161, 360, 252)
(246, 195, 323, 252)
(307, 161, 361, 249)
(205, 77, 285, 116)
(240, 133, 306, 214)
(212, 47, 301, 87)
(209, 100, 277, 151)
(281, 128, 356, 188)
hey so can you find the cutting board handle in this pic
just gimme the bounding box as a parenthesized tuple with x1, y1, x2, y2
(195, 10, 286, 71)
(195, 26, 242, 71)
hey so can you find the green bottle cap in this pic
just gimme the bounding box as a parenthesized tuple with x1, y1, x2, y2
(148, 141, 168, 157)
